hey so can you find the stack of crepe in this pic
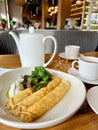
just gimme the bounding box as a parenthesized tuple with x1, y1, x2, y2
(6, 76, 70, 122)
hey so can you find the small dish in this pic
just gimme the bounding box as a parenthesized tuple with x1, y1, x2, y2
(59, 52, 82, 60)
(87, 86, 98, 114)
(68, 67, 98, 85)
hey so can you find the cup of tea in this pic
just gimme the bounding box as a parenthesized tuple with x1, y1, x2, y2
(72, 56, 98, 80)
(65, 45, 80, 60)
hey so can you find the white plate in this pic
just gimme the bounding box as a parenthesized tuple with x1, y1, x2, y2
(68, 67, 98, 85)
(0, 67, 86, 129)
(59, 52, 82, 60)
(87, 86, 98, 114)
(0, 68, 11, 76)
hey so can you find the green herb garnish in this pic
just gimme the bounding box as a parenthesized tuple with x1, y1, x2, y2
(21, 66, 52, 92)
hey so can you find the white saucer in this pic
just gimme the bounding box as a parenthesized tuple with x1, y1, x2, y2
(68, 67, 98, 85)
(87, 86, 98, 114)
(59, 52, 82, 60)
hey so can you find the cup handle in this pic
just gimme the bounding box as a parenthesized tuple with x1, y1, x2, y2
(72, 60, 79, 69)
(43, 36, 58, 67)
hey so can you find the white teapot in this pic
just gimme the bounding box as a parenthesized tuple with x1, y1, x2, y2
(9, 27, 57, 67)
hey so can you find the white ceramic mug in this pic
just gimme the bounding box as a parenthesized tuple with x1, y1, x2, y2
(72, 56, 98, 80)
(65, 45, 80, 60)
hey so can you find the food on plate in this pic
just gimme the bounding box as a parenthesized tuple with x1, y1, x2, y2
(8, 88, 33, 109)
(19, 80, 70, 122)
(5, 66, 70, 122)
(9, 76, 61, 109)
(7, 66, 53, 99)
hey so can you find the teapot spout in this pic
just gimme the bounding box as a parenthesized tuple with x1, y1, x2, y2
(9, 31, 20, 50)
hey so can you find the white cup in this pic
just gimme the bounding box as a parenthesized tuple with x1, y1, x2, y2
(72, 56, 98, 80)
(65, 45, 80, 60)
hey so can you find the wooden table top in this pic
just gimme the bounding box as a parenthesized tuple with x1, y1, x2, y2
(0, 52, 98, 130)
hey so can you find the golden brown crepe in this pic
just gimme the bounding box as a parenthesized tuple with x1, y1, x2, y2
(6, 77, 70, 122)
(8, 76, 61, 110)
(9, 88, 32, 109)
(19, 80, 70, 122)
(10, 77, 61, 116)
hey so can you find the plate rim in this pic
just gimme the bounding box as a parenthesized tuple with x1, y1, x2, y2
(87, 86, 98, 115)
(0, 67, 86, 129)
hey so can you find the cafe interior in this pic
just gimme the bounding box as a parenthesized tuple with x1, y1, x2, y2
(0, 0, 98, 130)
(0, 0, 98, 30)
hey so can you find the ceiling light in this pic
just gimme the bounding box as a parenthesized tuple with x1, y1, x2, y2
(76, 0, 81, 5)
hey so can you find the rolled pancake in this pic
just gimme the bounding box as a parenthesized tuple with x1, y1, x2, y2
(9, 88, 32, 109)
(19, 80, 70, 122)
(9, 76, 61, 110)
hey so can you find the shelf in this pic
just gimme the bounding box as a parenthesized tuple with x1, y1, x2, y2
(81, 0, 98, 31)
(85, 0, 91, 2)
(90, 24, 98, 26)
(74, 18, 81, 20)
(84, 12, 89, 15)
(71, 1, 84, 7)
(92, 12, 98, 14)
(70, 12, 83, 16)
(71, 7, 83, 11)
(83, 24, 98, 26)
(82, 24, 87, 26)
(85, 6, 90, 9)
(82, 29, 98, 31)
(70, 0, 84, 25)
(83, 18, 88, 20)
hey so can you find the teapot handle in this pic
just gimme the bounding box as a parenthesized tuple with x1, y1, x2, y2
(43, 36, 58, 67)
